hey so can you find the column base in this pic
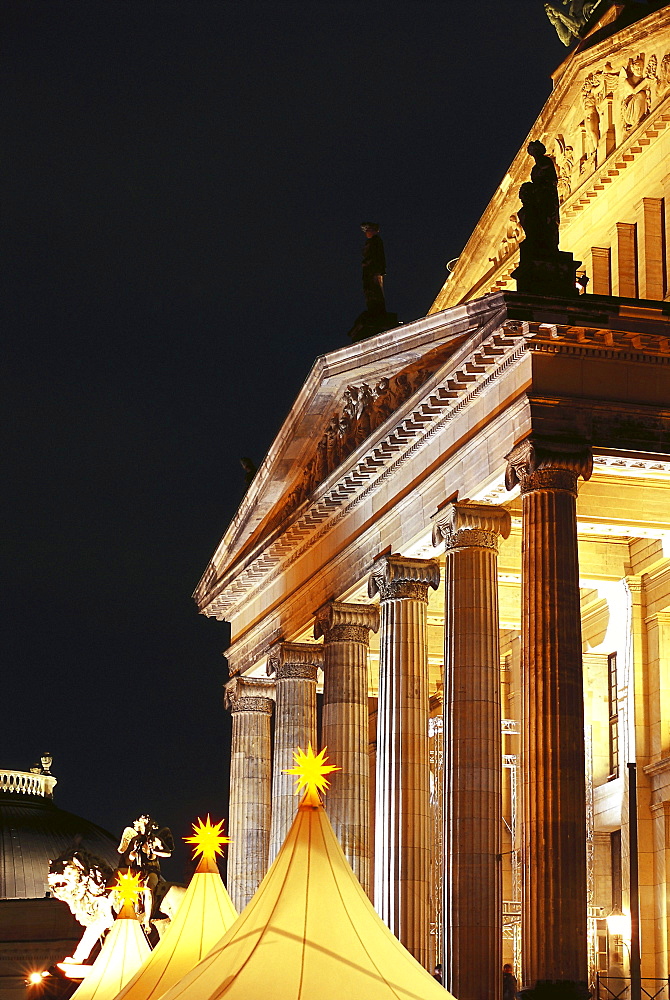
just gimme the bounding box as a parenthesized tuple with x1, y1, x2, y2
(519, 981, 590, 1000)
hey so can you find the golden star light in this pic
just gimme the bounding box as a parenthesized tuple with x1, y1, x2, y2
(283, 744, 340, 805)
(184, 816, 230, 860)
(112, 870, 145, 907)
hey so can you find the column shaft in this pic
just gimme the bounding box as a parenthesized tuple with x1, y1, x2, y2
(522, 477, 586, 983)
(267, 643, 322, 864)
(224, 676, 274, 912)
(435, 502, 511, 1000)
(507, 437, 592, 994)
(369, 555, 440, 967)
(315, 602, 379, 896)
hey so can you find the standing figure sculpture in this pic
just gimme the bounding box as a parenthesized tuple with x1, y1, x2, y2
(347, 222, 398, 342)
(512, 139, 581, 297)
(519, 140, 560, 258)
(361, 222, 386, 316)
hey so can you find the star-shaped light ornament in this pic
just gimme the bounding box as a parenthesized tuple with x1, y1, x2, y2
(184, 816, 230, 863)
(111, 870, 145, 914)
(283, 743, 340, 806)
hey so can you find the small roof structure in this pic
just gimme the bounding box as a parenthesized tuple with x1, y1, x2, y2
(69, 897, 150, 1000)
(114, 819, 238, 1000)
(158, 748, 454, 1000)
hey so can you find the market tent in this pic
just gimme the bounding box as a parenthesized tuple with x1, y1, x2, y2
(113, 827, 237, 1000)
(158, 748, 454, 1000)
(69, 897, 150, 1000)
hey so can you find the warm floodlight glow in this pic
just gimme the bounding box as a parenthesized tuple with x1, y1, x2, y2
(607, 906, 630, 939)
(28, 973, 45, 985)
(58, 962, 92, 979)
(112, 870, 145, 907)
(283, 744, 340, 804)
(184, 815, 230, 860)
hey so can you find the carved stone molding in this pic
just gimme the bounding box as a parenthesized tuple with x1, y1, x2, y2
(274, 662, 319, 681)
(368, 554, 440, 604)
(313, 600, 380, 644)
(505, 436, 593, 494)
(224, 676, 275, 715)
(432, 501, 512, 552)
(266, 641, 323, 680)
(200, 300, 670, 622)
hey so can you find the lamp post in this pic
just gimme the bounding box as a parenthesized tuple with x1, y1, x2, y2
(628, 762, 641, 1000)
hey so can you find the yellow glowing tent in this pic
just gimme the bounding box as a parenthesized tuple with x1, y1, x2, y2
(70, 875, 151, 1000)
(158, 746, 454, 1000)
(113, 817, 238, 1000)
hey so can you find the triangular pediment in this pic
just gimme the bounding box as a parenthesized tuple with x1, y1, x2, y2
(193, 297, 513, 610)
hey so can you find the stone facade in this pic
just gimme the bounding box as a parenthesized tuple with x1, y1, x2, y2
(195, 6, 670, 997)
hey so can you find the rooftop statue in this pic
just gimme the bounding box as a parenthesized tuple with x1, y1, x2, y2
(361, 222, 387, 316)
(512, 140, 581, 296)
(347, 222, 399, 343)
(518, 141, 560, 257)
(544, 0, 607, 45)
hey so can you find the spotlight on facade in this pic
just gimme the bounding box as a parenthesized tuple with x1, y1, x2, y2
(607, 905, 630, 939)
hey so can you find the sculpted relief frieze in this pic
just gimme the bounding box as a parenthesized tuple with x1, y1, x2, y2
(562, 48, 670, 187)
(268, 352, 451, 533)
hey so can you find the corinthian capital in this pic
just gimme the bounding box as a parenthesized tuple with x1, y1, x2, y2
(224, 675, 275, 715)
(368, 554, 440, 603)
(266, 641, 324, 680)
(432, 501, 512, 552)
(505, 436, 593, 494)
(313, 600, 380, 643)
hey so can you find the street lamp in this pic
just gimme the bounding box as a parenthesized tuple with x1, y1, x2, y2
(628, 762, 641, 1000)
(606, 906, 630, 941)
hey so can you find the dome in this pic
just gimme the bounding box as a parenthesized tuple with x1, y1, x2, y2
(0, 767, 119, 899)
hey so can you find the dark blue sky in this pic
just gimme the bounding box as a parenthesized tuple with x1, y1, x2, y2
(1, 0, 567, 878)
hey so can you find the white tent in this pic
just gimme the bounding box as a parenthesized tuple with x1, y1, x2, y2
(69, 900, 150, 1000)
(113, 852, 237, 1000)
(157, 785, 454, 1000)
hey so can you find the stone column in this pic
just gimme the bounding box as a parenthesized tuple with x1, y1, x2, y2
(267, 641, 323, 865)
(224, 675, 275, 912)
(368, 554, 440, 967)
(433, 501, 512, 1000)
(506, 436, 592, 998)
(314, 600, 380, 896)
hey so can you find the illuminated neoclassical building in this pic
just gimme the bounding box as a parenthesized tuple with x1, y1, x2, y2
(194, 5, 670, 1000)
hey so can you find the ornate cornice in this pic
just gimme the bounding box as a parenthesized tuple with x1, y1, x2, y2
(313, 600, 380, 643)
(368, 554, 440, 604)
(432, 501, 512, 552)
(266, 641, 324, 680)
(505, 436, 593, 494)
(224, 675, 275, 715)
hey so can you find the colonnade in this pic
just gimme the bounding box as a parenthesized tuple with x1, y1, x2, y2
(224, 438, 592, 1000)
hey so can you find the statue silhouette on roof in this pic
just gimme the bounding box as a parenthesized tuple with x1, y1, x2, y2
(512, 141, 581, 297)
(544, 0, 607, 45)
(347, 223, 399, 343)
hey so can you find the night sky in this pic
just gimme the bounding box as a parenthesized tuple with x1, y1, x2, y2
(1, 0, 567, 879)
